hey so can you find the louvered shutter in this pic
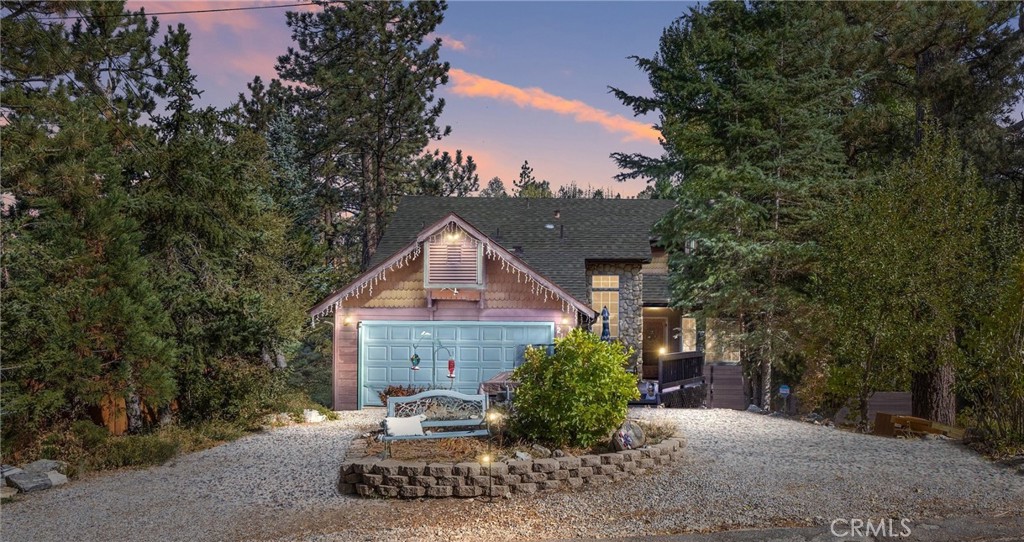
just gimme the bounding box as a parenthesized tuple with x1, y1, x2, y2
(426, 238, 480, 286)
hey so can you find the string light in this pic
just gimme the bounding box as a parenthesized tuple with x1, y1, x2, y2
(312, 220, 583, 324)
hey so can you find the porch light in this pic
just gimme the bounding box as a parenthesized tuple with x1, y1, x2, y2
(658, 346, 667, 356)
(343, 314, 353, 326)
(445, 231, 461, 243)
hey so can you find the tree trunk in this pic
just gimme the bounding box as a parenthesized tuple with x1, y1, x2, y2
(760, 357, 772, 411)
(126, 388, 144, 434)
(911, 360, 956, 424)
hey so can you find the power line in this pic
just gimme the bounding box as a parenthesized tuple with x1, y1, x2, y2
(35, 1, 338, 21)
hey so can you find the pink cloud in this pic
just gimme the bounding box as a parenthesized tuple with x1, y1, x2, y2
(448, 68, 660, 144)
(430, 33, 467, 51)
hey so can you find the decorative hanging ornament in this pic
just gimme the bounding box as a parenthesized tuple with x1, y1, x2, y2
(447, 358, 456, 379)
(410, 353, 421, 371)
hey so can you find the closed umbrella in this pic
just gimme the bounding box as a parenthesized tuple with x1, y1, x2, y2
(601, 306, 611, 341)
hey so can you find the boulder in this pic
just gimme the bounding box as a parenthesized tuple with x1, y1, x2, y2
(7, 472, 52, 493)
(1, 464, 24, 481)
(552, 449, 565, 458)
(611, 420, 646, 451)
(514, 451, 533, 461)
(303, 409, 326, 424)
(46, 471, 69, 487)
(746, 404, 764, 414)
(530, 444, 551, 458)
(23, 459, 68, 475)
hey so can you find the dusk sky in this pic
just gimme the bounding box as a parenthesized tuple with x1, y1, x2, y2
(127, 1, 693, 197)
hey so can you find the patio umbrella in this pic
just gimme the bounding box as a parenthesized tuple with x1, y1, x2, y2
(600, 306, 611, 341)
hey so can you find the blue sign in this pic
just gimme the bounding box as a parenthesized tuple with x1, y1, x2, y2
(779, 384, 790, 397)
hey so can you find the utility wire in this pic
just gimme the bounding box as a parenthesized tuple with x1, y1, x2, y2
(33, 1, 339, 21)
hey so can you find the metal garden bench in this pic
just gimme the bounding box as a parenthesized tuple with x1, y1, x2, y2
(380, 390, 490, 457)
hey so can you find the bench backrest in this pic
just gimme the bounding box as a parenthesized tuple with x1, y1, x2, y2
(386, 390, 488, 427)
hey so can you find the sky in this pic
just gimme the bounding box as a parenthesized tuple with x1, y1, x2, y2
(126, 1, 694, 197)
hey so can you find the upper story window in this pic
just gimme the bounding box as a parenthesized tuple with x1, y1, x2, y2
(424, 233, 483, 289)
(590, 274, 619, 338)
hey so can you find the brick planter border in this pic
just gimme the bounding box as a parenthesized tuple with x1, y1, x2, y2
(338, 437, 686, 499)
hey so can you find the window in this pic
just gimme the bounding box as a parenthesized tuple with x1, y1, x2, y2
(424, 234, 482, 288)
(590, 275, 619, 338)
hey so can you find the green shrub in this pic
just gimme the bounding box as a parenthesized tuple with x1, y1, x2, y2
(97, 434, 179, 469)
(511, 328, 639, 447)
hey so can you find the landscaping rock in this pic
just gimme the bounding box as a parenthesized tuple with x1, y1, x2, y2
(531, 444, 552, 458)
(7, 472, 51, 493)
(2, 464, 25, 480)
(302, 409, 326, 424)
(552, 449, 565, 457)
(514, 451, 533, 461)
(23, 460, 68, 475)
(611, 420, 646, 451)
(45, 472, 68, 487)
(746, 404, 764, 413)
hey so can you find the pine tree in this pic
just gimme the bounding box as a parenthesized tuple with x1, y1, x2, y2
(513, 160, 553, 198)
(479, 177, 508, 198)
(415, 149, 480, 196)
(277, 0, 451, 271)
(613, 1, 855, 408)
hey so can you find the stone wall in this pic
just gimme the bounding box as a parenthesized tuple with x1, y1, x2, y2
(338, 437, 685, 499)
(586, 262, 643, 365)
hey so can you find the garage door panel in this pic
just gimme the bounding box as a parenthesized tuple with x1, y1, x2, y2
(359, 322, 553, 407)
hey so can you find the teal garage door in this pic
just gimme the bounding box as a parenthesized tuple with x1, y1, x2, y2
(359, 321, 554, 407)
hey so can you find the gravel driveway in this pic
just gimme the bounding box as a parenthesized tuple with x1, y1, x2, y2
(3, 409, 1022, 541)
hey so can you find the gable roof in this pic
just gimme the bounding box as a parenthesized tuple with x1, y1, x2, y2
(310, 211, 598, 321)
(370, 196, 675, 302)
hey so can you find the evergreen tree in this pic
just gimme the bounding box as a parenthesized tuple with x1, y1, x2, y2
(415, 149, 480, 196)
(479, 176, 508, 198)
(1, 1, 175, 436)
(513, 160, 553, 198)
(277, 0, 451, 271)
(613, 1, 855, 408)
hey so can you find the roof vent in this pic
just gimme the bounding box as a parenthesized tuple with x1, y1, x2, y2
(512, 245, 523, 255)
(554, 209, 561, 219)
(544, 224, 555, 230)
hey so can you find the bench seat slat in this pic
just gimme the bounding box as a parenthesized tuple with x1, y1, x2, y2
(381, 429, 489, 442)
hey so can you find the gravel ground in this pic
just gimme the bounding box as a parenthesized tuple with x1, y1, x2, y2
(2, 408, 1022, 542)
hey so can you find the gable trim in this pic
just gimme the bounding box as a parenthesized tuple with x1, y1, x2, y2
(309, 213, 597, 323)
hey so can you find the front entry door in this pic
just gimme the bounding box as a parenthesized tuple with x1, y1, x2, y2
(642, 317, 668, 379)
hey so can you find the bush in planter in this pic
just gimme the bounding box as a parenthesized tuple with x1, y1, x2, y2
(511, 328, 639, 447)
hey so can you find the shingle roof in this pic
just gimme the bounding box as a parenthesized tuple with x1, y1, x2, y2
(370, 196, 675, 302)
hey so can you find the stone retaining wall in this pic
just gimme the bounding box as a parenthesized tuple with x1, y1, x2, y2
(338, 437, 685, 499)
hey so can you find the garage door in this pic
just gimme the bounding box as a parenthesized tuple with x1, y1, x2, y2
(359, 321, 554, 407)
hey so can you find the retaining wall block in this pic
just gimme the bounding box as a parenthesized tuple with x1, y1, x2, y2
(400, 485, 426, 498)
(540, 480, 564, 490)
(522, 472, 548, 483)
(453, 485, 481, 498)
(351, 458, 379, 474)
(580, 455, 602, 467)
(362, 473, 384, 486)
(556, 457, 581, 470)
(586, 475, 610, 485)
(426, 463, 452, 477)
(427, 485, 453, 497)
(377, 485, 399, 498)
(639, 458, 655, 469)
(356, 484, 374, 497)
(412, 475, 437, 487)
(436, 475, 463, 487)
(512, 483, 538, 494)
(471, 475, 490, 487)
(398, 462, 426, 477)
(533, 458, 558, 473)
(548, 470, 569, 481)
(493, 474, 520, 485)
(383, 475, 409, 486)
(621, 450, 642, 462)
(371, 460, 403, 476)
(601, 454, 624, 466)
(576, 467, 594, 478)
(453, 462, 481, 477)
(338, 483, 356, 495)
(566, 477, 584, 488)
(610, 472, 627, 482)
(507, 461, 532, 475)
(343, 473, 362, 484)
(487, 485, 510, 498)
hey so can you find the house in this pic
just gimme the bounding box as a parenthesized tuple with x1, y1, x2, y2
(309, 196, 688, 410)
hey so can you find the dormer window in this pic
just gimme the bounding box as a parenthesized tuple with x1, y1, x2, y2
(424, 231, 483, 289)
